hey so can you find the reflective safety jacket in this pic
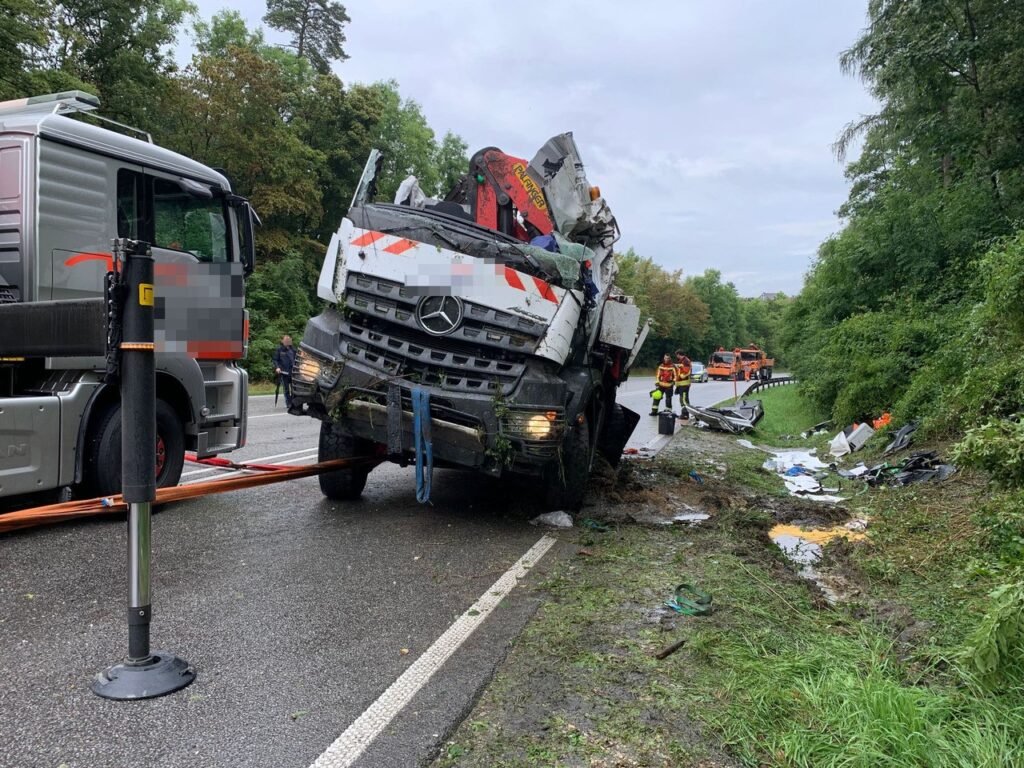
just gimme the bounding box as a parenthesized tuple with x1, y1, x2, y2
(656, 363, 676, 387)
(675, 362, 691, 386)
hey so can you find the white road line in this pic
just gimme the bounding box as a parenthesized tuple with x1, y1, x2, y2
(309, 535, 558, 768)
(180, 447, 318, 478)
(248, 411, 301, 420)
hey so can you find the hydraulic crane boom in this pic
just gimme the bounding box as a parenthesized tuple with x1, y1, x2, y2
(448, 147, 556, 241)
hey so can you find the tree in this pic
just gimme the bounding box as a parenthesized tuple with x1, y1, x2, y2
(685, 269, 747, 360)
(31, 0, 193, 127)
(0, 0, 49, 99)
(367, 80, 440, 200)
(193, 9, 264, 58)
(433, 131, 469, 197)
(263, 0, 349, 73)
(787, 0, 1024, 424)
(159, 44, 325, 256)
(615, 249, 709, 367)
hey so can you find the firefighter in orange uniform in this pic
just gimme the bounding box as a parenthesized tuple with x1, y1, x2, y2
(674, 351, 692, 420)
(651, 353, 676, 416)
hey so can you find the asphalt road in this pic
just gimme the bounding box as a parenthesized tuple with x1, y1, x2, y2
(0, 377, 741, 768)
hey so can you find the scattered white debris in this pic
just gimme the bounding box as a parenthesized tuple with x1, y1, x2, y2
(530, 511, 574, 528)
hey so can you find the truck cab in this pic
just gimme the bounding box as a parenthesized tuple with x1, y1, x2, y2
(0, 91, 257, 501)
(292, 134, 648, 508)
(707, 348, 743, 381)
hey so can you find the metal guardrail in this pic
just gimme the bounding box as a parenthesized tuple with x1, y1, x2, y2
(743, 376, 796, 395)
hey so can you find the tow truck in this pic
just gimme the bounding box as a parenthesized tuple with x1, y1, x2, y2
(0, 91, 256, 502)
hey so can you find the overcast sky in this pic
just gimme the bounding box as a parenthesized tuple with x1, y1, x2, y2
(189, 0, 876, 297)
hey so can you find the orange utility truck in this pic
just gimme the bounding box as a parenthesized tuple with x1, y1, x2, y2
(707, 348, 744, 381)
(738, 344, 774, 381)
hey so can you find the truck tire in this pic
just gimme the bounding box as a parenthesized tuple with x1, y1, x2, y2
(318, 421, 372, 501)
(83, 399, 186, 497)
(597, 404, 636, 467)
(544, 416, 592, 510)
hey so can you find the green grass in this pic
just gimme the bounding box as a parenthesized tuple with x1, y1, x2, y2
(437, 492, 1024, 767)
(249, 380, 277, 395)
(745, 384, 829, 444)
(434, 399, 1024, 767)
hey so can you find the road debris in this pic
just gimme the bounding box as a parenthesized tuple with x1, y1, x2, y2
(800, 419, 832, 439)
(883, 421, 919, 455)
(864, 451, 956, 486)
(829, 423, 874, 457)
(740, 440, 846, 503)
(654, 638, 688, 660)
(687, 399, 764, 433)
(530, 510, 574, 528)
(664, 583, 713, 616)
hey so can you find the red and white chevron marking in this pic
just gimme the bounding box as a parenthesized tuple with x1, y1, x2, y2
(348, 229, 562, 304)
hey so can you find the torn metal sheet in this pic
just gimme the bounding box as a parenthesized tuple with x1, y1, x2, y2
(883, 421, 920, 456)
(865, 451, 956, 487)
(829, 423, 874, 457)
(687, 399, 764, 434)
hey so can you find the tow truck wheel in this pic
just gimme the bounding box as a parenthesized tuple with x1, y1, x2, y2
(544, 416, 592, 510)
(318, 421, 371, 501)
(83, 399, 186, 497)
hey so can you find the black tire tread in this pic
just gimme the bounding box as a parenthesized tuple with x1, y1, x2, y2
(318, 422, 371, 501)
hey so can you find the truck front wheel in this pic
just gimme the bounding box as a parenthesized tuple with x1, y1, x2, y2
(544, 416, 592, 510)
(83, 399, 186, 497)
(318, 421, 372, 501)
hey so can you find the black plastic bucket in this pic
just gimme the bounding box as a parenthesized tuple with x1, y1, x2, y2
(658, 410, 676, 435)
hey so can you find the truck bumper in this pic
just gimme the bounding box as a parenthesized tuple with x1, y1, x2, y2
(292, 311, 570, 477)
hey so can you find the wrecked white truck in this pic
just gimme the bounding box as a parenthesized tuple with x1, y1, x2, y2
(291, 134, 649, 507)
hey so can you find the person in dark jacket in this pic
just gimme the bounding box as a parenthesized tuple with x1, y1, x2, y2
(273, 334, 297, 408)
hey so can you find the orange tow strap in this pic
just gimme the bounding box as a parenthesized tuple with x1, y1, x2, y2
(184, 452, 295, 472)
(0, 456, 381, 535)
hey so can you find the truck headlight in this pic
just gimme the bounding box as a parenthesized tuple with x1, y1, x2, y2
(294, 348, 324, 384)
(525, 414, 553, 439)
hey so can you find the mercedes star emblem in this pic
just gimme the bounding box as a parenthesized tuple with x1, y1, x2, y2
(416, 295, 465, 336)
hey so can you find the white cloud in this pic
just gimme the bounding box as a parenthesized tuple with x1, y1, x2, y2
(187, 0, 877, 295)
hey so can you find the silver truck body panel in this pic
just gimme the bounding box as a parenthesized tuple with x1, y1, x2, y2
(0, 99, 248, 499)
(0, 396, 60, 496)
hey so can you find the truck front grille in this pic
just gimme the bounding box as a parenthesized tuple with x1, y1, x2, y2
(341, 274, 537, 395)
(342, 322, 526, 395)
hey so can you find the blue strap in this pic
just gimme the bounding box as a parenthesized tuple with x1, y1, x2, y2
(412, 387, 433, 504)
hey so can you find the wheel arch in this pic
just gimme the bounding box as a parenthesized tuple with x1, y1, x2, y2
(73, 372, 196, 484)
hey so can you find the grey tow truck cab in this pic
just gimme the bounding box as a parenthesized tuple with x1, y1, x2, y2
(0, 91, 256, 503)
(292, 134, 649, 508)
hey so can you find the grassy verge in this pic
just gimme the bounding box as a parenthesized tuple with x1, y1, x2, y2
(434, 388, 1024, 767)
(249, 380, 276, 395)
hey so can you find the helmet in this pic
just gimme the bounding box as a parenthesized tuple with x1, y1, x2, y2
(651, 389, 663, 401)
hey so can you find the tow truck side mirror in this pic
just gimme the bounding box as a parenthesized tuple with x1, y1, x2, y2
(241, 203, 256, 277)
(229, 195, 258, 277)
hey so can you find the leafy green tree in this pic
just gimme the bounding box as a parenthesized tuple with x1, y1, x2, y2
(193, 9, 265, 58)
(367, 80, 440, 200)
(788, 0, 1024, 426)
(685, 269, 747, 360)
(263, 0, 349, 73)
(615, 249, 709, 367)
(0, 0, 49, 99)
(31, 0, 193, 126)
(434, 131, 469, 197)
(159, 44, 325, 256)
(292, 79, 385, 239)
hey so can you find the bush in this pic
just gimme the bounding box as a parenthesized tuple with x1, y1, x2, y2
(952, 417, 1024, 489)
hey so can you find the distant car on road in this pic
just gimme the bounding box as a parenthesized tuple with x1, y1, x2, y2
(691, 361, 708, 383)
